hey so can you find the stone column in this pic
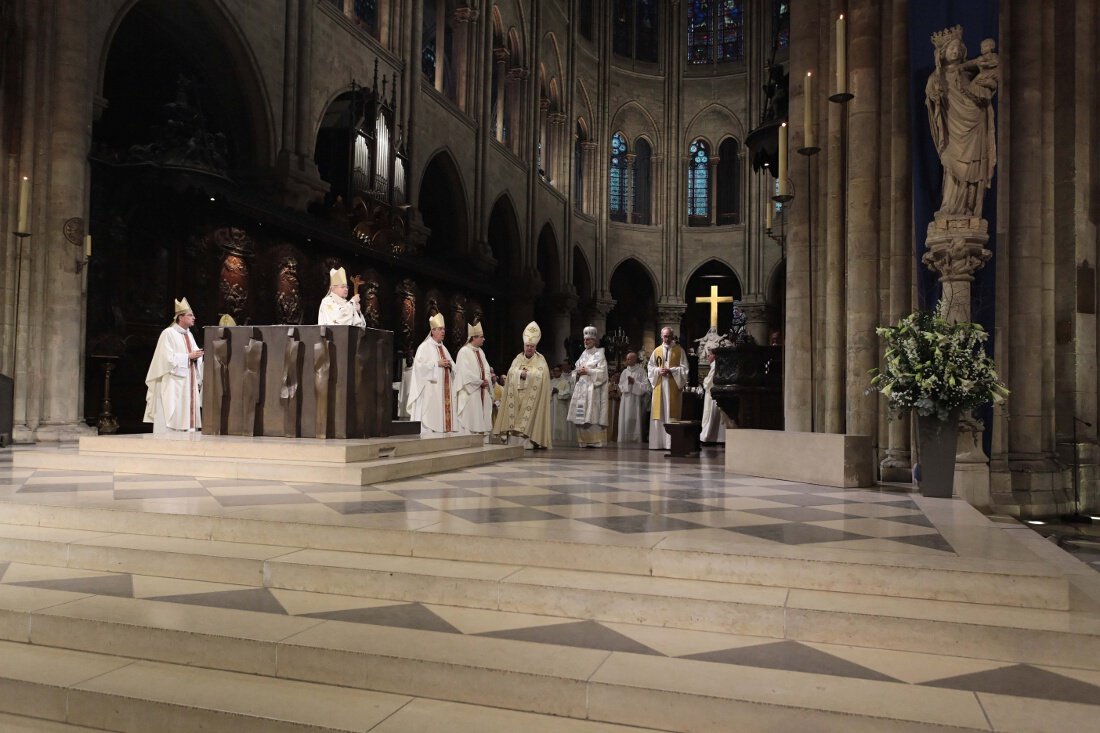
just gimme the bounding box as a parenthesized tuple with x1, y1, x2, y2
(537, 98, 550, 178)
(880, 0, 913, 482)
(452, 5, 475, 112)
(581, 141, 598, 214)
(844, 0, 881, 443)
(707, 156, 720, 226)
(276, 0, 327, 209)
(623, 153, 637, 220)
(549, 111, 567, 185)
(493, 48, 509, 140)
(650, 153, 664, 226)
(28, 0, 95, 441)
(822, 0, 846, 435)
(434, 0, 447, 93)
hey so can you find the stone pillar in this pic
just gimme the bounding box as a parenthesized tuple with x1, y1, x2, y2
(581, 141, 598, 214)
(493, 48, 509, 140)
(26, 0, 95, 442)
(549, 290, 578, 365)
(623, 152, 637, 220)
(822, 0, 847, 435)
(434, 0, 447, 93)
(276, 0, 327, 209)
(881, 0, 913, 482)
(923, 216, 993, 505)
(707, 157, 720, 226)
(452, 5, 475, 112)
(537, 98, 550, 178)
(650, 154, 664, 226)
(548, 111, 567, 184)
(844, 0, 881, 444)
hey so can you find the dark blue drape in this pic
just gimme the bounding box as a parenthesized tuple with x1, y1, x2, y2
(909, 1, 999, 453)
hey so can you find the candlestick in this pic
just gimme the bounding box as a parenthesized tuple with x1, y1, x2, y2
(15, 176, 30, 236)
(84, 234, 93, 259)
(765, 195, 774, 230)
(830, 15, 854, 103)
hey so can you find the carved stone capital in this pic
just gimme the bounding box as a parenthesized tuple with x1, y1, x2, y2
(588, 297, 616, 320)
(547, 112, 567, 126)
(923, 215, 991, 283)
(656, 300, 687, 327)
(539, 98, 551, 112)
(507, 66, 529, 81)
(551, 289, 579, 313)
(453, 6, 478, 22)
(580, 141, 599, 152)
(493, 47, 511, 64)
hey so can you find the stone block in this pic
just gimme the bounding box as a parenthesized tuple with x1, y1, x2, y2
(725, 430, 873, 488)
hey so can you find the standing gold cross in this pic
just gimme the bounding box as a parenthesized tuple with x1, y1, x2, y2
(695, 285, 734, 328)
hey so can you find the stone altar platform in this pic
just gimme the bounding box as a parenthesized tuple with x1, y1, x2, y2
(726, 429, 874, 488)
(13, 433, 522, 485)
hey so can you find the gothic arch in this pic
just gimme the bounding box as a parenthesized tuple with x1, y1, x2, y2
(575, 79, 595, 126)
(609, 256, 660, 296)
(609, 101, 661, 150)
(541, 31, 565, 83)
(684, 102, 746, 148)
(96, 0, 275, 169)
(417, 149, 469, 255)
(682, 257, 744, 297)
(573, 246, 593, 300)
(487, 192, 522, 277)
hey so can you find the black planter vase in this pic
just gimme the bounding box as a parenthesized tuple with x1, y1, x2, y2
(916, 411, 960, 498)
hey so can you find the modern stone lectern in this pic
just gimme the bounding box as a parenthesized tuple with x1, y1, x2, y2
(201, 325, 404, 439)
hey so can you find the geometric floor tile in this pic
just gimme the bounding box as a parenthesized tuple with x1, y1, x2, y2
(302, 602, 461, 633)
(478, 619, 661, 655)
(922, 664, 1100, 705)
(614, 499, 718, 514)
(752, 493, 855, 507)
(879, 513, 937, 528)
(742, 506, 866, 523)
(722, 523, 872, 545)
(9, 573, 135, 598)
(576, 514, 707, 534)
(883, 533, 955, 554)
(682, 640, 900, 682)
(149, 587, 288, 614)
(325, 499, 436, 515)
(445, 507, 564, 524)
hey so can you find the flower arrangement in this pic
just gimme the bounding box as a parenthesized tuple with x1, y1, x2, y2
(869, 300, 1009, 421)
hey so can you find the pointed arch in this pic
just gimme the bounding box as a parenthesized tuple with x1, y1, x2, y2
(609, 101, 661, 150)
(683, 258, 744, 344)
(487, 192, 522, 277)
(684, 102, 746, 148)
(417, 149, 469, 255)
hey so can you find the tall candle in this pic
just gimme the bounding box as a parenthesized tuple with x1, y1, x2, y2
(804, 71, 816, 148)
(16, 176, 30, 234)
(777, 122, 789, 197)
(766, 195, 774, 229)
(836, 14, 847, 95)
(84, 234, 93, 259)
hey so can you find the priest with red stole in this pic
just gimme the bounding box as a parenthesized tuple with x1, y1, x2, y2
(144, 297, 204, 434)
(406, 312, 458, 435)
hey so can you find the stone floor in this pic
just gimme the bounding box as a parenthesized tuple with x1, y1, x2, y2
(0, 442, 1098, 732)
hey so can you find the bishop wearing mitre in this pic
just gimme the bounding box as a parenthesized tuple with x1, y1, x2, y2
(406, 312, 458, 434)
(492, 321, 552, 449)
(317, 267, 365, 327)
(455, 321, 493, 438)
(144, 297, 204, 434)
(568, 325, 609, 448)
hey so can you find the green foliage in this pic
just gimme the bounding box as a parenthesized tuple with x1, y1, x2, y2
(868, 300, 1009, 421)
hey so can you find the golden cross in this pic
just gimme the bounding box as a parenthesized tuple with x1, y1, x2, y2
(695, 285, 734, 328)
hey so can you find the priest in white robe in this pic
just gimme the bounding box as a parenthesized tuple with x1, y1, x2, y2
(549, 366, 576, 445)
(699, 346, 727, 444)
(568, 326, 609, 448)
(144, 297, 204, 434)
(617, 351, 649, 443)
(648, 327, 688, 450)
(406, 312, 458, 434)
(455, 321, 493, 438)
(492, 322, 553, 449)
(317, 267, 366, 328)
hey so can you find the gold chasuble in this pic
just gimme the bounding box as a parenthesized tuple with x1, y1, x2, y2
(650, 344, 685, 421)
(493, 351, 553, 448)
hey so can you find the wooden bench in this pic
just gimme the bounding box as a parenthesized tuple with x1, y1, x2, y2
(663, 420, 702, 458)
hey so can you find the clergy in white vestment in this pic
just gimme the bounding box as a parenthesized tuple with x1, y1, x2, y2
(406, 312, 458, 434)
(492, 321, 553, 449)
(699, 347, 727, 444)
(549, 366, 577, 445)
(144, 297, 204, 434)
(568, 326, 609, 448)
(317, 267, 366, 328)
(617, 351, 649, 443)
(648, 327, 689, 450)
(455, 321, 493, 438)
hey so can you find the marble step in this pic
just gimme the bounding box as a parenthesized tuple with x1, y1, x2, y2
(0, 526, 1096, 667)
(11, 443, 523, 485)
(0, 502, 1071, 610)
(76, 432, 481, 463)
(0, 603, 1029, 733)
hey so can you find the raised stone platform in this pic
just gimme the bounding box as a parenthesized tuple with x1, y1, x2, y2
(12, 433, 522, 485)
(725, 429, 874, 488)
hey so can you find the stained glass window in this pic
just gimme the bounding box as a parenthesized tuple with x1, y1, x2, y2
(613, 0, 632, 57)
(717, 1, 745, 62)
(688, 140, 710, 219)
(610, 133, 629, 222)
(690, 0, 745, 64)
(613, 1, 659, 62)
(636, 0, 659, 62)
(716, 138, 741, 224)
(774, 0, 791, 50)
(354, 0, 378, 35)
(579, 0, 594, 41)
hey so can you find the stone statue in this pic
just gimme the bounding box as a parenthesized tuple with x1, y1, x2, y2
(925, 26, 998, 218)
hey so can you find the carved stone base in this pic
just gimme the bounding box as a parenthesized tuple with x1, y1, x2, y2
(879, 450, 913, 483)
(923, 215, 991, 289)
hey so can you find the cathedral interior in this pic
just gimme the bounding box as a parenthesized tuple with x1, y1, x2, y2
(1, 2, 1100, 730)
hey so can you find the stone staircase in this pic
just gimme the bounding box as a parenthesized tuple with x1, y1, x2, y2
(0, 499, 1098, 731)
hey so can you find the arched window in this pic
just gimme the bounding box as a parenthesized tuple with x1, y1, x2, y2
(633, 138, 652, 225)
(773, 0, 791, 50)
(328, 0, 380, 39)
(609, 133, 629, 222)
(422, 0, 457, 102)
(579, 0, 594, 41)
(688, 139, 710, 223)
(613, 1, 659, 63)
(689, 0, 745, 65)
(716, 138, 741, 224)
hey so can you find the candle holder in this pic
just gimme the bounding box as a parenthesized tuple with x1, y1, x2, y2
(771, 179, 794, 204)
(607, 327, 630, 369)
(797, 145, 821, 156)
(828, 92, 854, 104)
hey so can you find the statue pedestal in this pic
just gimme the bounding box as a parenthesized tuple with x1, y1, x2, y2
(923, 215, 993, 508)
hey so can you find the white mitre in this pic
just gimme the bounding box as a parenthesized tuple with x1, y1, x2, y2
(523, 321, 541, 346)
(329, 267, 347, 288)
(583, 325, 598, 340)
(429, 312, 445, 329)
(467, 321, 484, 340)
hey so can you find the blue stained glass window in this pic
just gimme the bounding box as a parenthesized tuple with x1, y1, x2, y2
(688, 0, 712, 65)
(718, 1, 745, 62)
(774, 0, 791, 50)
(610, 133, 629, 221)
(688, 140, 710, 218)
(354, 0, 378, 32)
